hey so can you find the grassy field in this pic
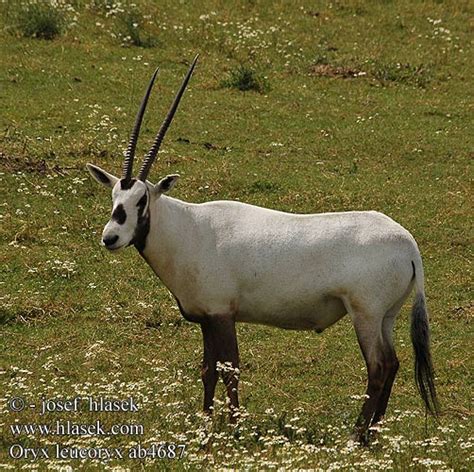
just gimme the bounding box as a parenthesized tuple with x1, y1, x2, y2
(1, 0, 472, 469)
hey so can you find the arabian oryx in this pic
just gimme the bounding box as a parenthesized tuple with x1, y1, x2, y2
(87, 55, 439, 443)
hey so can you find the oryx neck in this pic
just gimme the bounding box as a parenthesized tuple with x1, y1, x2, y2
(139, 195, 196, 280)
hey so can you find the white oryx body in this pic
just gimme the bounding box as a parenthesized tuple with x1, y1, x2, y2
(87, 56, 438, 444)
(142, 195, 419, 333)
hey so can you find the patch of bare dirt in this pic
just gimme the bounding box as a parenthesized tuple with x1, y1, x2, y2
(0, 151, 74, 175)
(309, 64, 362, 79)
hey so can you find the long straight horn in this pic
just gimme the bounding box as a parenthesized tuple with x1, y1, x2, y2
(122, 67, 160, 181)
(138, 54, 199, 182)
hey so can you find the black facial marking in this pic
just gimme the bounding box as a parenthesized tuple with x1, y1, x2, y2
(132, 188, 150, 253)
(133, 210, 150, 253)
(112, 204, 127, 225)
(137, 193, 147, 212)
(120, 178, 136, 190)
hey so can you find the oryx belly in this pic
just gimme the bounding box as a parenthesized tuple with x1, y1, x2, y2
(236, 292, 347, 331)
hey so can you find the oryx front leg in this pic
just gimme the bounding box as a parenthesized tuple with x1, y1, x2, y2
(200, 316, 240, 422)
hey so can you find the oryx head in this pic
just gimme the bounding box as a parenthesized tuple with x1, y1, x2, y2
(87, 55, 198, 251)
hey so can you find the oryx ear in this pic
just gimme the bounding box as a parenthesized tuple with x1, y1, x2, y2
(152, 174, 180, 196)
(86, 163, 119, 188)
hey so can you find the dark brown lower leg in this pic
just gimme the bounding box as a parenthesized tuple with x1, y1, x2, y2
(200, 317, 240, 421)
(215, 317, 240, 422)
(201, 323, 218, 414)
(371, 354, 399, 426)
(353, 362, 386, 443)
(352, 318, 387, 444)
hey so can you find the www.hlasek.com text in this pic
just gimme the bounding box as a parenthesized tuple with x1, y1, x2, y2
(11, 419, 144, 436)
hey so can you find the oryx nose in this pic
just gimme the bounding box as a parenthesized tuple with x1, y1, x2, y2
(102, 234, 119, 247)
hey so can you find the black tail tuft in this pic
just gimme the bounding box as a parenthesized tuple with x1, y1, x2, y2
(411, 292, 439, 416)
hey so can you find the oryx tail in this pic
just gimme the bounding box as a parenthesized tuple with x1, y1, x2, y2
(410, 261, 439, 416)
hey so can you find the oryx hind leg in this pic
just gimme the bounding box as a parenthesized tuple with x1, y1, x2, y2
(352, 322, 387, 443)
(370, 309, 400, 427)
(370, 279, 413, 426)
(344, 298, 390, 444)
(348, 271, 414, 442)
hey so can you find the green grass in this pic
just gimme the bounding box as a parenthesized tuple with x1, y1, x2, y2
(6, 1, 66, 40)
(221, 64, 271, 93)
(115, 5, 157, 48)
(1, 0, 473, 470)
